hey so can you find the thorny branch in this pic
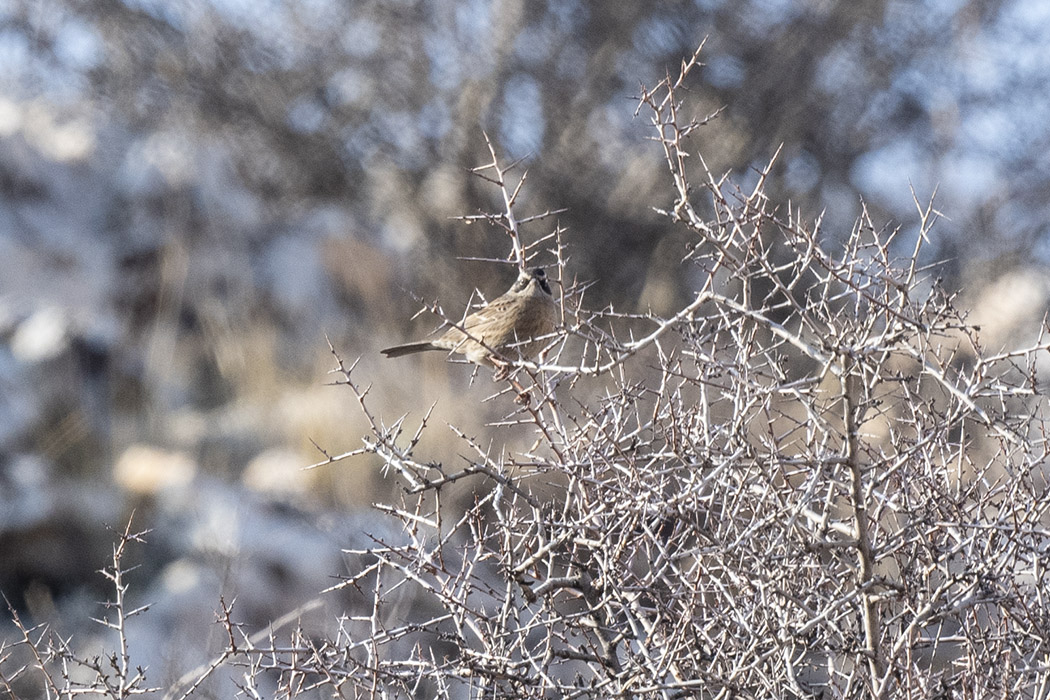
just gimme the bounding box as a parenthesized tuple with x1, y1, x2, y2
(287, 42, 1050, 699)
(7, 42, 1050, 700)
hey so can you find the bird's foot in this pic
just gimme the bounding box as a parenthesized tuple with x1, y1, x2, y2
(492, 359, 510, 381)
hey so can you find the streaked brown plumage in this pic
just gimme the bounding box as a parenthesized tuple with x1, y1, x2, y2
(381, 268, 557, 367)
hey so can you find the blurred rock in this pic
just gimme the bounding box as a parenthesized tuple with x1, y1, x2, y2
(0, 454, 52, 531)
(0, 341, 38, 446)
(9, 307, 77, 420)
(241, 447, 314, 499)
(10, 306, 70, 363)
(966, 268, 1050, 349)
(114, 478, 381, 686)
(0, 304, 125, 477)
(113, 444, 197, 495)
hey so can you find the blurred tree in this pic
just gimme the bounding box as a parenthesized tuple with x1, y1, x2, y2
(0, 0, 1047, 475)
(3, 0, 1044, 298)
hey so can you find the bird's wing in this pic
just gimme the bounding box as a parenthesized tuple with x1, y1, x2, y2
(463, 296, 515, 332)
(434, 294, 516, 349)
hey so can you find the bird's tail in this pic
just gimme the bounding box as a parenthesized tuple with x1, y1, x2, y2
(381, 342, 439, 358)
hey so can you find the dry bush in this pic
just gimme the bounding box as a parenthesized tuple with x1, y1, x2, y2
(6, 44, 1050, 700)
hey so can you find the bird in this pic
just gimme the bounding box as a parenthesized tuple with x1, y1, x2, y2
(381, 267, 558, 370)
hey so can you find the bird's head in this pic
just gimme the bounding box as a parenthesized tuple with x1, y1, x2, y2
(512, 267, 553, 296)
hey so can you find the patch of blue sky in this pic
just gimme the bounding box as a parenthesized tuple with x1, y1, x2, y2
(424, 33, 466, 92)
(340, 17, 383, 59)
(632, 14, 687, 58)
(850, 138, 934, 211)
(287, 98, 326, 134)
(454, 0, 491, 40)
(514, 22, 555, 68)
(54, 18, 103, 71)
(499, 73, 544, 161)
(547, 0, 587, 33)
(417, 98, 451, 143)
(117, 0, 189, 30)
(0, 28, 30, 85)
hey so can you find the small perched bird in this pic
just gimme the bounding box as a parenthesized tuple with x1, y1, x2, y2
(381, 267, 558, 369)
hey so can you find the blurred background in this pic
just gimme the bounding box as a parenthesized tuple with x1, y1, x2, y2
(2, 0, 1050, 688)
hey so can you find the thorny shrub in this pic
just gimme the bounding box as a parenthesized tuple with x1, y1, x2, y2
(6, 44, 1050, 700)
